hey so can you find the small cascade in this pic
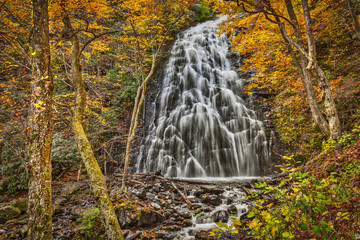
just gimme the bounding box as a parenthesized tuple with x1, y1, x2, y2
(136, 17, 270, 178)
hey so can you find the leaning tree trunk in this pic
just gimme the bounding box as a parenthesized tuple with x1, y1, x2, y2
(346, 0, 360, 39)
(120, 66, 155, 192)
(28, 0, 53, 239)
(119, 14, 185, 191)
(301, 0, 342, 139)
(63, 15, 124, 240)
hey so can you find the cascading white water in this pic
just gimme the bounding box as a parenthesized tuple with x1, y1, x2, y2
(137, 17, 269, 178)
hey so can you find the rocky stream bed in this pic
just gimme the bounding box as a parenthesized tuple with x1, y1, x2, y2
(0, 172, 275, 239)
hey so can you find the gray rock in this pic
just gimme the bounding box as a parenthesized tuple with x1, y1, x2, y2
(10, 198, 28, 214)
(175, 207, 191, 218)
(227, 205, 237, 215)
(0, 205, 21, 224)
(130, 188, 146, 199)
(69, 205, 85, 218)
(200, 185, 224, 195)
(53, 197, 67, 214)
(146, 192, 156, 201)
(138, 209, 165, 227)
(60, 182, 80, 197)
(116, 207, 136, 228)
(212, 210, 229, 223)
(151, 202, 161, 210)
(201, 195, 221, 205)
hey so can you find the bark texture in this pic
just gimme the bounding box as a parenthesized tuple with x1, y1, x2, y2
(28, 0, 53, 239)
(62, 15, 124, 240)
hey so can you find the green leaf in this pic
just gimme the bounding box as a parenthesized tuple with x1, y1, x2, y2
(216, 222, 229, 229)
(312, 225, 320, 233)
(320, 221, 328, 228)
(300, 222, 307, 230)
(247, 212, 255, 218)
(282, 232, 291, 238)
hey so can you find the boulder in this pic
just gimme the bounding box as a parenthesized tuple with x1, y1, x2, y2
(212, 210, 229, 223)
(60, 182, 80, 197)
(200, 186, 224, 195)
(200, 195, 221, 206)
(69, 205, 85, 218)
(0, 205, 21, 224)
(227, 205, 237, 215)
(138, 209, 165, 227)
(10, 198, 28, 214)
(116, 207, 137, 228)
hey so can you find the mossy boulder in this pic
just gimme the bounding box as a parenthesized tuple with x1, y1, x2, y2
(10, 198, 28, 214)
(0, 205, 21, 224)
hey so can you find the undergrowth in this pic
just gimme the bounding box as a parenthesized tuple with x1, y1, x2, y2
(211, 128, 360, 239)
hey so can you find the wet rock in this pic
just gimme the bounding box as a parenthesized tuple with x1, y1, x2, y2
(175, 206, 191, 218)
(200, 186, 224, 195)
(138, 209, 165, 227)
(227, 205, 237, 215)
(193, 189, 205, 197)
(200, 195, 221, 205)
(212, 210, 229, 223)
(182, 219, 193, 227)
(0, 205, 21, 224)
(161, 225, 181, 231)
(116, 207, 137, 228)
(10, 198, 27, 214)
(155, 230, 176, 239)
(195, 231, 217, 240)
(60, 182, 80, 197)
(189, 203, 203, 210)
(194, 213, 212, 224)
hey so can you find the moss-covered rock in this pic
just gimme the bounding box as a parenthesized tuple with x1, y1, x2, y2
(0, 205, 21, 224)
(10, 198, 28, 214)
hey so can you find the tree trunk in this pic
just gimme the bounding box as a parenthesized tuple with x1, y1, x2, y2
(28, 0, 53, 239)
(301, 0, 342, 139)
(346, 0, 360, 39)
(121, 69, 155, 191)
(280, 0, 331, 136)
(63, 15, 124, 240)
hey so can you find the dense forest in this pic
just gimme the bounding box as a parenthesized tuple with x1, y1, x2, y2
(0, 0, 359, 239)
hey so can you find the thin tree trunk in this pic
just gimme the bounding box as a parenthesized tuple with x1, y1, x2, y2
(346, 0, 360, 39)
(277, 0, 331, 136)
(301, 0, 342, 139)
(120, 69, 155, 191)
(120, 13, 185, 191)
(28, 0, 53, 239)
(63, 15, 124, 240)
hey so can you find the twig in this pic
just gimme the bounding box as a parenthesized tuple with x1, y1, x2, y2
(170, 182, 191, 205)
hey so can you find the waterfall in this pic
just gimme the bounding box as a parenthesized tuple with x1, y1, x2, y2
(136, 17, 270, 178)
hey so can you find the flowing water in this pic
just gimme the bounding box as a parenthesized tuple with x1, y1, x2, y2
(136, 17, 270, 178)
